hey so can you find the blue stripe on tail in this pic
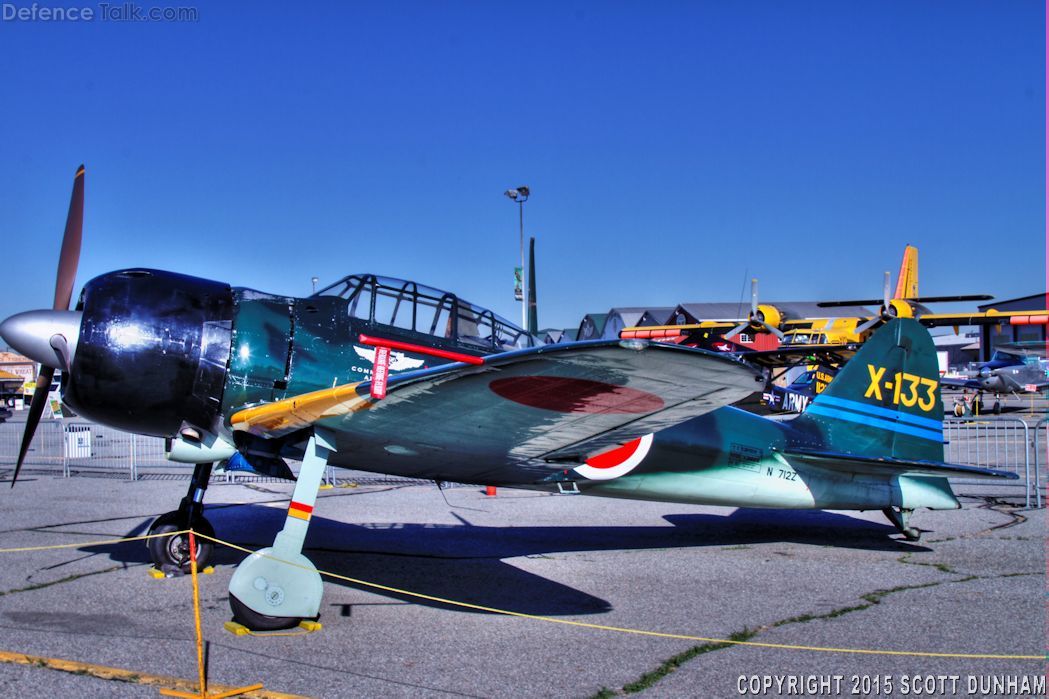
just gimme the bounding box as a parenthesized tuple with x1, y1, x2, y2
(790, 319, 945, 462)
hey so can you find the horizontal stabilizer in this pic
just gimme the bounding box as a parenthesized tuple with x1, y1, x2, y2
(782, 446, 1017, 480)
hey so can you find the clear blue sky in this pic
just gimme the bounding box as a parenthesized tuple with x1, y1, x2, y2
(0, 1, 1044, 332)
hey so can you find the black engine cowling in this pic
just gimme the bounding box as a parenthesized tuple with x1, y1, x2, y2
(63, 269, 233, 437)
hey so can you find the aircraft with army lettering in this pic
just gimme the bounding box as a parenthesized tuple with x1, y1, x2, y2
(1, 167, 1015, 631)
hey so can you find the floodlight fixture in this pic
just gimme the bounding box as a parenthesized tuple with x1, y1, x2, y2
(505, 185, 531, 327)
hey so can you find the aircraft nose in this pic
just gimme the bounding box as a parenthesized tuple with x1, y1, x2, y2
(0, 309, 82, 371)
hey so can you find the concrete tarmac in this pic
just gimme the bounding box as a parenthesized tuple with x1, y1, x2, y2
(0, 471, 1042, 698)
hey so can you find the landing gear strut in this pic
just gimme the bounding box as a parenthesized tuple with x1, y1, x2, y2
(882, 506, 920, 541)
(227, 430, 331, 631)
(148, 461, 216, 573)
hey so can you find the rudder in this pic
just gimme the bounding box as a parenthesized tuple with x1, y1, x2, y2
(893, 245, 919, 299)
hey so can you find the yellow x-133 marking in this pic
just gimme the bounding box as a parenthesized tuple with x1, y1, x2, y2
(864, 364, 938, 411)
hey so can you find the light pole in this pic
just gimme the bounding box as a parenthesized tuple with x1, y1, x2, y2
(504, 186, 530, 328)
(311, 276, 319, 294)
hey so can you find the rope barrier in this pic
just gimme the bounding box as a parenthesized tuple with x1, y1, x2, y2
(0, 527, 1041, 660)
(192, 532, 1045, 661)
(0, 530, 190, 553)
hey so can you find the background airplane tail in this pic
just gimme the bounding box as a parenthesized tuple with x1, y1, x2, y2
(792, 318, 944, 463)
(893, 244, 918, 299)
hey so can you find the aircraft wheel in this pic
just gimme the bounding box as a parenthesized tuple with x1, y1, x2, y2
(902, 528, 921, 542)
(229, 594, 306, 631)
(992, 400, 1001, 415)
(147, 512, 215, 573)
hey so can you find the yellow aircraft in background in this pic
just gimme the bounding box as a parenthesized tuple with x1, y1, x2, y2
(622, 245, 1048, 348)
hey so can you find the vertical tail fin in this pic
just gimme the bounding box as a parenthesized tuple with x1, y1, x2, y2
(792, 318, 943, 462)
(893, 245, 919, 299)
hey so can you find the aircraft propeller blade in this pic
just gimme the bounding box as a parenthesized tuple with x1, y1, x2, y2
(856, 315, 882, 335)
(12, 366, 55, 487)
(10, 164, 84, 488)
(881, 271, 891, 312)
(724, 278, 786, 340)
(724, 278, 760, 340)
(723, 321, 750, 340)
(759, 321, 786, 340)
(54, 164, 85, 312)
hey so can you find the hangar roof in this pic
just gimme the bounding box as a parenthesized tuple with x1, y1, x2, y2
(978, 294, 1046, 312)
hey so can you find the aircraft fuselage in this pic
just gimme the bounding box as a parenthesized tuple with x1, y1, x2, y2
(568, 407, 959, 512)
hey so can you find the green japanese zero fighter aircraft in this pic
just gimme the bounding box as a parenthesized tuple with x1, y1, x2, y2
(0, 167, 1015, 631)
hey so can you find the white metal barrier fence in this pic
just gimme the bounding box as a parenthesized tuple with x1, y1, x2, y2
(1, 417, 1045, 504)
(1031, 418, 1049, 510)
(0, 419, 341, 485)
(943, 417, 1039, 508)
(0, 419, 169, 479)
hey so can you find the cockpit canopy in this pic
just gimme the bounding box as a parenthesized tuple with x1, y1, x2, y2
(314, 274, 534, 352)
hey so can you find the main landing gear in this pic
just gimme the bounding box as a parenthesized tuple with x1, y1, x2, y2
(882, 506, 920, 541)
(148, 461, 216, 573)
(227, 430, 332, 631)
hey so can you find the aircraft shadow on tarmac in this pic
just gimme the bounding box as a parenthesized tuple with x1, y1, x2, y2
(81, 501, 927, 618)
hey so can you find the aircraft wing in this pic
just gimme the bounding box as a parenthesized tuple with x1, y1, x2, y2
(731, 344, 860, 369)
(916, 310, 1048, 329)
(996, 342, 1048, 358)
(940, 374, 1049, 392)
(231, 340, 763, 478)
(939, 376, 981, 390)
(782, 447, 1018, 480)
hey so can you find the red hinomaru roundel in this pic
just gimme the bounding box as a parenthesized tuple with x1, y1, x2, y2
(573, 433, 654, 480)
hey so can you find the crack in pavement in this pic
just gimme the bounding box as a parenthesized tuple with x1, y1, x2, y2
(927, 496, 1031, 544)
(595, 500, 1041, 695)
(0, 566, 122, 598)
(590, 567, 1040, 697)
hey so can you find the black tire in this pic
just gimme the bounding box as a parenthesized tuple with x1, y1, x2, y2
(229, 593, 309, 631)
(147, 512, 215, 573)
(992, 401, 1001, 415)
